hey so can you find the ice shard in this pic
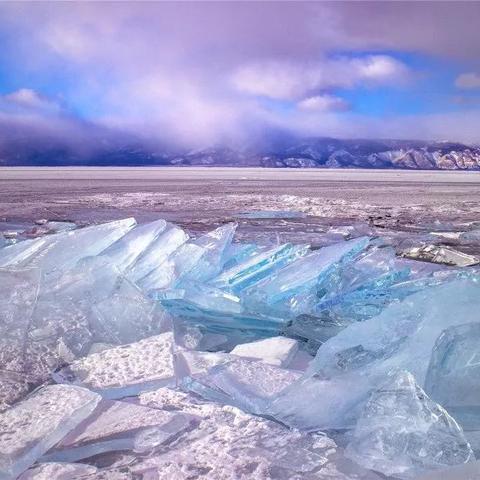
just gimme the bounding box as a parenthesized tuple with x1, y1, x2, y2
(210, 242, 309, 292)
(184, 357, 301, 415)
(53, 333, 176, 399)
(127, 224, 188, 283)
(425, 322, 480, 413)
(0, 268, 40, 371)
(18, 462, 98, 480)
(90, 277, 157, 344)
(0, 384, 101, 480)
(230, 336, 299, 367)
(43, 400, 196, 463)
(183, 223, 237, 282)
(267, 369, 374, 431)
(424, 322, 480, 452)
(26, 218, 136, 276)
(151, 282, 243, 316)
(99, 219, 167, 272)
(345, 371, 474, 478)
(243, 237, 369, 315)
(138, 242, 205, 291)
(0, 237, 50, 268)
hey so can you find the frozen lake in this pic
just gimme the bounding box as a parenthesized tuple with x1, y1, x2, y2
(2, 167, 480, 250)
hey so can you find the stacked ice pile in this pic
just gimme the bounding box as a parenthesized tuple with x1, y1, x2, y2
(1, 217, 479, 479)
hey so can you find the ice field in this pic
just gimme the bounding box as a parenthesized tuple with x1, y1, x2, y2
(1, 214, 480, 479)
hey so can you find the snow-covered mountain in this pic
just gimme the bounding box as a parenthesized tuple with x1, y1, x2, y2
(2, 136, 480, 170)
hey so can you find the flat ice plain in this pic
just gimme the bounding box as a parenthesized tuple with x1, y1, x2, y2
(2, 167, 480, 249)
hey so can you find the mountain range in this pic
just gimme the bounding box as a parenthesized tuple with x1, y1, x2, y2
(1, 134, 480, 170)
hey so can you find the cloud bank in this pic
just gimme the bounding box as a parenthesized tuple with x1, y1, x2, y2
(0, 1, 480, 149)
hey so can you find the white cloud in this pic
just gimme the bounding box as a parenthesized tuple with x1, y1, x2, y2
(231, 55, 411, 100)
(297, 95, 349, 112)
(3, 89, 59, 112)
(455, 73, 480, 89)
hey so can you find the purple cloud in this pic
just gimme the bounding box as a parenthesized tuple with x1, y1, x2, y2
(0, 2, 479, 148)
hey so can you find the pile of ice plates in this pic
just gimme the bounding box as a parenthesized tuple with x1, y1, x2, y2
(1, 217, 480, 479)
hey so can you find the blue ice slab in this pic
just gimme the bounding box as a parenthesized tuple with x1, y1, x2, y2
(151, 282, 243, 316)
(157, 291, 286, 338)
(222, 243, 263, 270)
(138, 242, 206, 291)
(91, 278, 157, 344)
(100, 219, 167, 272)
(280, 278, 480, 431)
(25, 218, 136, 276)
(243, 237, 369, 313)
(0, 268, 41, 407)
(210, 243, 309, 292)
(183, 223, 237, 282)
(128, 224, 188, 283)
(137, 223, 236, 290)
(236, 210, 307, 219)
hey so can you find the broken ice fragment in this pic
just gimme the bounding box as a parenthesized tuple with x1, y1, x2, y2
(158, 294, 286, 338)
(90, 278, 157, 344)
(401, 244, 479, 267)
(267, 370, 374, 431)
(100, 219, 167, 272)
(53, 333, 176, 399)
(0, 384, 101, 480)
(138, 242, 205, 290)
(18, 462, 97, 480)
(26, 218, 136, 276)
(425, 322, 480, 411)
(127, 224, 188, 283)
(184, 223, 237, 282)
(424, 322, 480, 451)
(151, 282, 243, 316)
(0, 237, 50, 268)
(139, 224, 236, 290)
(184, 357, 300, 415)
(43, 400, 196, 463)
(345, 371, 474, 478)
(230, 336, 299, 367)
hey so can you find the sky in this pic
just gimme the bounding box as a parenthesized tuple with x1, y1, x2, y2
(1, 1, 480, 149)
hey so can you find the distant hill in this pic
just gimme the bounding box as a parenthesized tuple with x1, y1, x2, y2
(1, 135, 480, 170)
